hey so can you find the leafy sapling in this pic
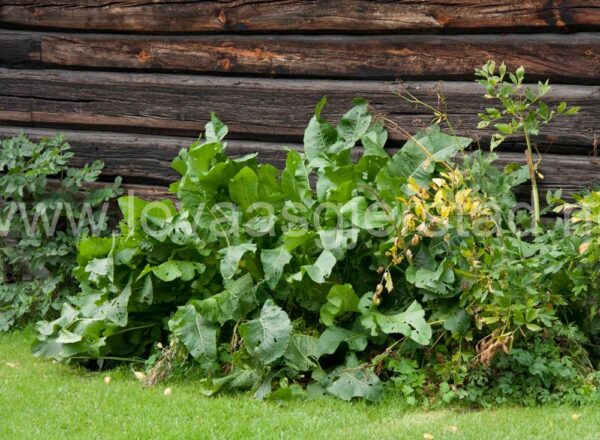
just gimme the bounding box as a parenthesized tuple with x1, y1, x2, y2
(475, 61, 579, 224)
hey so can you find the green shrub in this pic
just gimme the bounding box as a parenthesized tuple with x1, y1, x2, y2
(31, 68, 599, 405)
(0, 134, 121, 331)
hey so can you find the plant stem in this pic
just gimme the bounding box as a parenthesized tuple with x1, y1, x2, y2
(523, 129, 540, 226)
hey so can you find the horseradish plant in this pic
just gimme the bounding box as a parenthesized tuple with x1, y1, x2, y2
(32, 67, 598, 404)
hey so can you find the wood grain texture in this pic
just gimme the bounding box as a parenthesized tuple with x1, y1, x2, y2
(1, 1, 599, 33)
(2, 127, 599, 195)
(0, 126, 298, 184)
(1, 30, 599, 83)
(0, 69, 598, 147)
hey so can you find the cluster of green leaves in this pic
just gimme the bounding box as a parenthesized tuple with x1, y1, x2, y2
(33, 99, 477, 401)
(475, 61, 579, 223)
(383, 138, 599, 406)
(31, 86, 599, 405)
(0, 134, 121, 331)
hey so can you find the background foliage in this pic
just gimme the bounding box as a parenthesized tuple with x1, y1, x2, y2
(0, 134, 121, 331)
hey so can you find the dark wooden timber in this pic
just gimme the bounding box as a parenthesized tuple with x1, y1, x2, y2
(0, 69, 597, 148)
(1, 31, 599, 83)
(2, 127, 599, 195)
(1, 1, 599, 34)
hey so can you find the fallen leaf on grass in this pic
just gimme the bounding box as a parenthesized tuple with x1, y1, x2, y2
(5, 362, 17, 368)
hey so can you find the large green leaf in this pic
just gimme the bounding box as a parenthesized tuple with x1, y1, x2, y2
(239, 299, 292, 364)
(205, 112, 228, 143)
(281, 150, 313, 205)
(386, 126, 471, 187)
(336, 98, 372, 145)
(317, 326, 368, 356)
(187, 142, 222, 177)
(303, 97, 338, 161)
(361, 300, 432, 345)
(169, 304, 218, 368)
(260, 246, 293, 289)
(153, 260, 205, 282)
(284, 334, 320, 371)
(219, 243, 257, 279)
(229, 167, 259, 213)
(405, 260, 455, 296)
(326, 369, 383, 402)
(340, 196, 391, 230)
(196, 273, 256, 324)
(360, 121, 388, 157)
(320, 284, 359, 327)
(301, 250, 336, 283)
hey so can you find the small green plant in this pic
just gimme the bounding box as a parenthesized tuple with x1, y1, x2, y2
(0, 133, 121, 330)
(475, 61, 579, 224)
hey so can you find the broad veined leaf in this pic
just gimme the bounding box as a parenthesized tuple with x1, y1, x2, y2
(200, 368, 259, 396)
(284, 334, 320, 371)
(187, 141, 223, 181)
(405, 260, 455, 296)
(257, 164, 284, 203)
(386, 126, 471, 187)
(261, 246, 293, 289)
(340, 196, 391, 230)
(196, 273, 256, 323)
(281, 150, 313, 205)
(239, 299, 292, 364)
(320, 284, 359, 327)
(169, 304, 218, 368)
(326, 369, 383, 402)
(317, 326, 368, 356)
(336, 98, 372, 145)
(229, 167, 259, 213)
(205, 112, 228, 143)
(362, 301, 432, 345)
(361, 121, 388, 157)
(443, 308, 471, 334)
(85, 256, 114, 284)
(303, 97, 339, 161)
(219, 243, 257, 279)
(301, 249, 336, 283)
(153, 260, 205, 282)
(77, 236, 113, 265)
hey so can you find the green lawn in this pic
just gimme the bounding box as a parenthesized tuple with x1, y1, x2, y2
(1, 329, 598, 440)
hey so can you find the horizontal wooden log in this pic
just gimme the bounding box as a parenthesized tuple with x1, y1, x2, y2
(0, 126, 298, 184)
(1, 1, 599, 33)
(0, 69, 597, 148)
(2, 127, 599, 196)
(1, 31, 599, 83)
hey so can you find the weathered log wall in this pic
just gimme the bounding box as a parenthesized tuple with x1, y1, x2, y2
(1, 1, 599, 199)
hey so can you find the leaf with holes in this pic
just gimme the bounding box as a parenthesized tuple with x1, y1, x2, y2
(169, 304, 218, 369)
(239, 299, 292, 364)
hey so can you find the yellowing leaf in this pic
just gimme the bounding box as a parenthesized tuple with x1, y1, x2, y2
(407, 176, 420, 194)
